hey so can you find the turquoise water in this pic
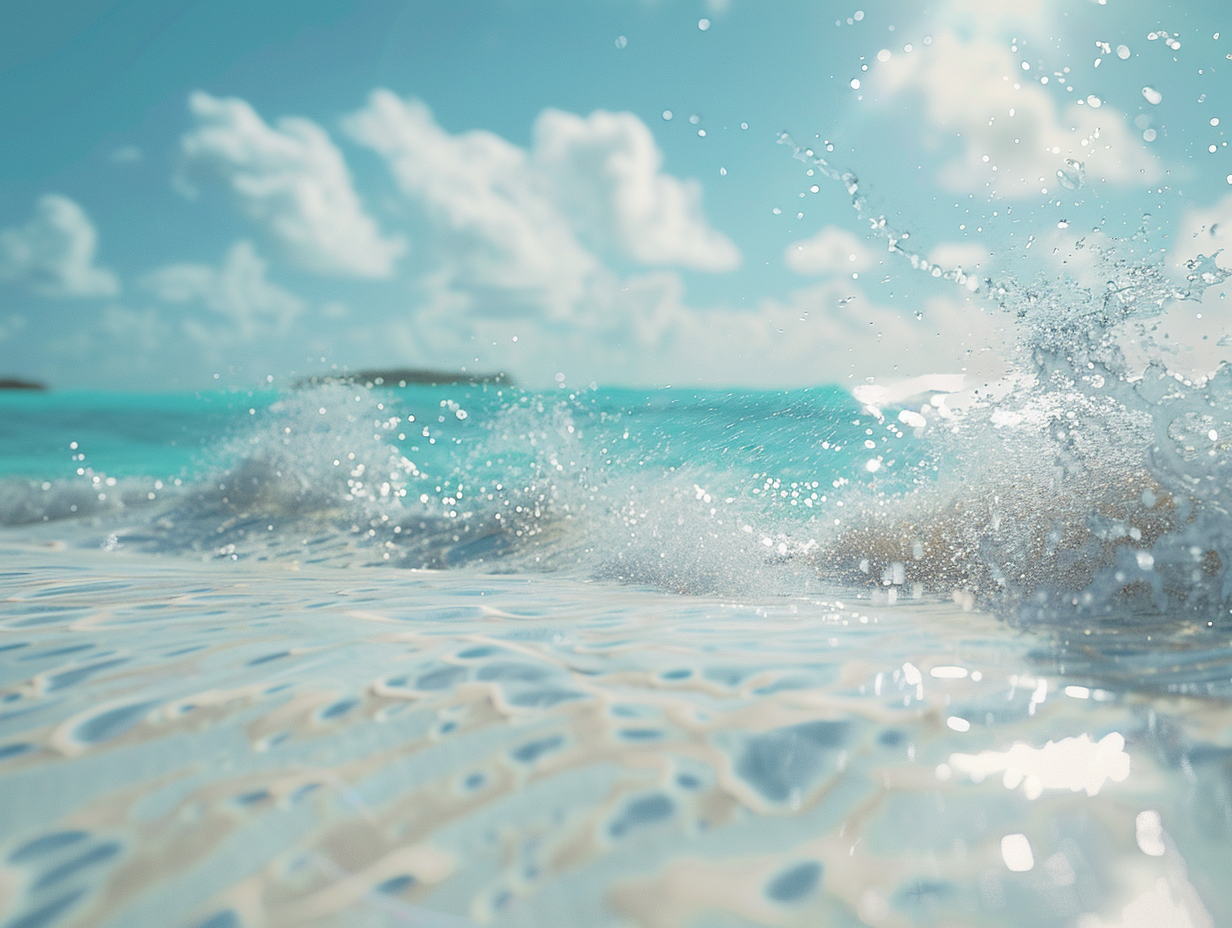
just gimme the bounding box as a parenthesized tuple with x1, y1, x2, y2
(0, 383, 929, 590)
(2, 321, 1232, 927)
(0, 390, 247, 480)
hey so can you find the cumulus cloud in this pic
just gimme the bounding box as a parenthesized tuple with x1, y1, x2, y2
(181, 92, 404, 278)
(142, 240, 303, 340)
(666, 283, 1009, 385)
(928, 242, 991, 274)
(533, 108, 740, 271)
(785, 226, 879, 275)
(346, 265, 1010, 390)
(0, 195, 119, 298)
(345, 92, 600, 319)
(344, 92, 738, 320)
(870, 32, 1161, 198)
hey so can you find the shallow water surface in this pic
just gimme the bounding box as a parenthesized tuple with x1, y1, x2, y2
(1, 540, 1228, 928)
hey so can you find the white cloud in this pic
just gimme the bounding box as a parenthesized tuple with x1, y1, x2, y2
(181, 92, 404, 279)
(928, 242, 991, 273)
(345, 92, 600, 319)
(785, 226, 879, 275)
(533, 108, 740, 271)
(870, 32, 1161, 199)
(345, 268, 1009, 390)
(685, 283, 1009, 385)
(142, 240, 303, 340)
(344, 92, 738, 320)
(0, 195, 119, 298)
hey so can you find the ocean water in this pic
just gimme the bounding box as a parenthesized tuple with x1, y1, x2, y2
(3, 237, 1232, 928)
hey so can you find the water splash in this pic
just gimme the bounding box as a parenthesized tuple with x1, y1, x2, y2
(816, 230, 1232, 630)
(776, 133, 984, 292)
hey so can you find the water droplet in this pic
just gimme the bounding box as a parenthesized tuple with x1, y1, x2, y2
(853, 10, 864, 21)
(850, 78, 861, 89)
(719, 167, 727, 176)
(1054, 158, 1084, 189)
(1144, 128, 1158, 142)
(1001, 834, 1035, 872)
(1117, 44, 1131, 59)
(740, 121, 748, 129)
(1136, 811, 1166, 856)
(1086, 95, 1102, 108)
(1211, 118, 1220, 127)
(1142, 86, 1163, 105)
(614, 35, 627, 49)
(662, 110, 673, 121)
(877, 48, 891, 61)
(697, 18, 711, 31)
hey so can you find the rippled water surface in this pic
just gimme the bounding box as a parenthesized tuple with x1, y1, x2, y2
(1, 539, 1228, 928)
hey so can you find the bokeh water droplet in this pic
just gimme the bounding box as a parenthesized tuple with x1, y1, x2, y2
(1056, 159, 1085, 191)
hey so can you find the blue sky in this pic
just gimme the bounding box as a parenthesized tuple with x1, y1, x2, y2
(1, 0, 1229, 390)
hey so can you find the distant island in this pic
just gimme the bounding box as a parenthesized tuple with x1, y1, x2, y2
(293, 368, 514, 389)
(0, 378, 47, 391)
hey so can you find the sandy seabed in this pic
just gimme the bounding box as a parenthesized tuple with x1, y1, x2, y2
(0, 540, 1228, 928)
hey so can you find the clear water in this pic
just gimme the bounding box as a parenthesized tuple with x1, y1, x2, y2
(3, 254, 1232, 928)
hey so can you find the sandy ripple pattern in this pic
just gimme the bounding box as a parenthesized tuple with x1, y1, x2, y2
(0, 543, 1229, 928)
